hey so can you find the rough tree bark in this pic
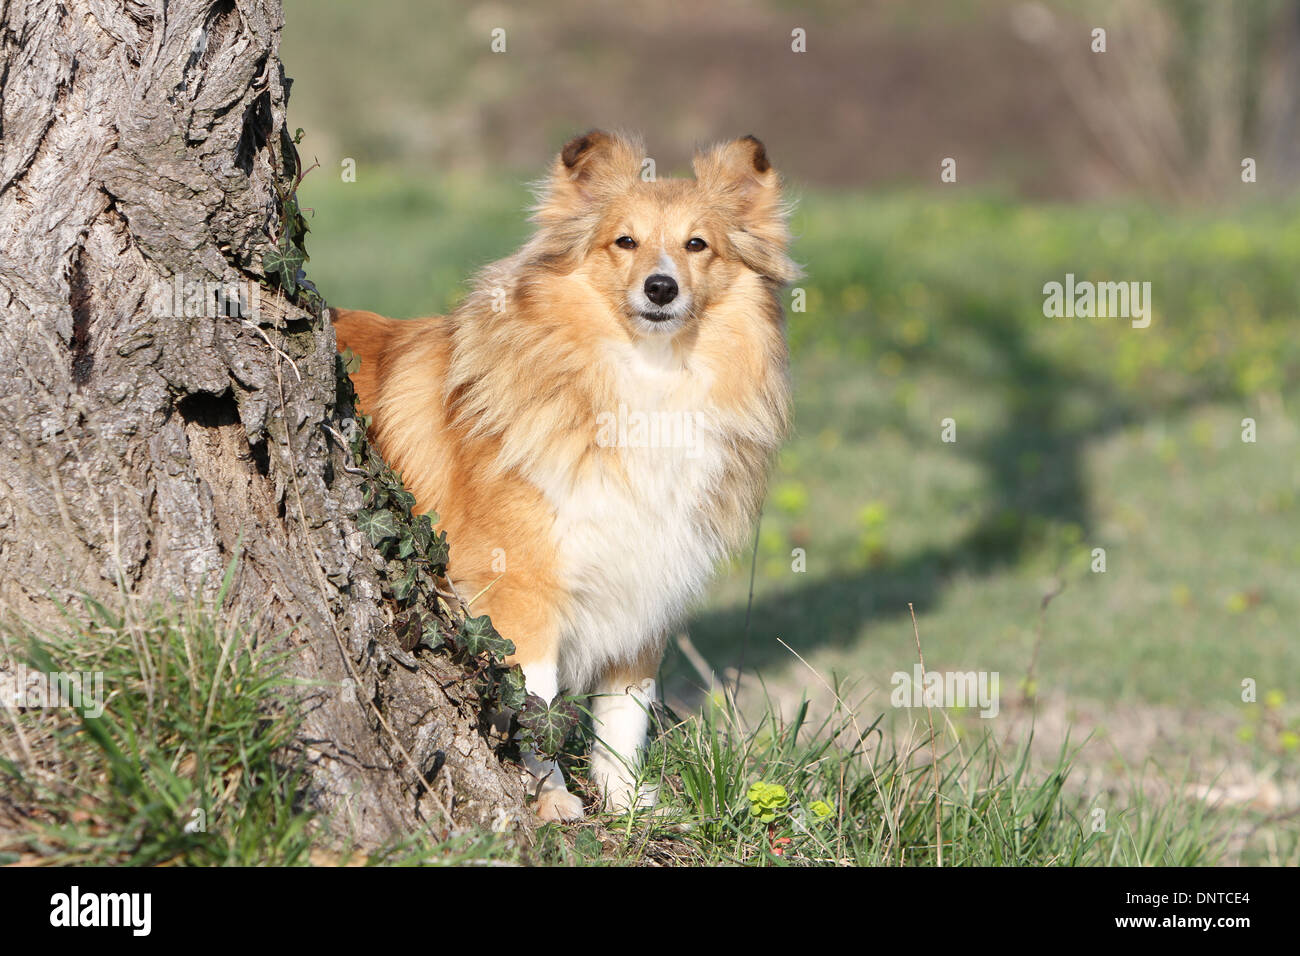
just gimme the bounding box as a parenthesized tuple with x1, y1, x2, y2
(0, 0, 532, 848)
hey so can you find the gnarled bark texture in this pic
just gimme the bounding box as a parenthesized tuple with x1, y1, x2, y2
(0, 0, 531, 848)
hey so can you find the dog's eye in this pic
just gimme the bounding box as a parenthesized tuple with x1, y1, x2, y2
(615, 236, 637, 250)
(685, 237, 708, 252)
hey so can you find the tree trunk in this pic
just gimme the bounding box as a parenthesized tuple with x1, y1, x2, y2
(0, 0, 531, 849)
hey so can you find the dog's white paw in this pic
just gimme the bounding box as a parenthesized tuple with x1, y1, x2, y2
(534, 787, 586, 823)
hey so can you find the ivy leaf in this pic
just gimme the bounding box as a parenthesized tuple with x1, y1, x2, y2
(458, 614, 514, 660)
(517, 694, 579, 757)
(397, 533, 416, 560)
(393, 610, 422, 652)
(356, 508, 399, 548)
(392, 566, 418, 602)
(498, 665, 528, 712)
(262, 236, 305, 296)
(426, 530, 450, 569)
(417, 623, 444, 652)
(391, 488, 416, 518)
(410, 513, 434, 555)
(341, 347, 361, 376)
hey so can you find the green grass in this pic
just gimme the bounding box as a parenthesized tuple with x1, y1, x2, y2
(0, 588, 1238, 866)
(0, 585, 313, 865)
(590, 692, 1232, 866)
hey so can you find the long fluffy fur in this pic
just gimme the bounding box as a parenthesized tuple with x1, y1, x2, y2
(333, 130, 794, 814)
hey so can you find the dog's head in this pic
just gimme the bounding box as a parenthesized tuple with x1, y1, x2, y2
(529, 130, 798, 338)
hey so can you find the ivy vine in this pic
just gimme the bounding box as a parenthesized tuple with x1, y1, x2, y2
(261, 127, 322, 313)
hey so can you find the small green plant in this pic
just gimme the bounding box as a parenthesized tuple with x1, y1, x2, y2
(746, 781, 789, 822)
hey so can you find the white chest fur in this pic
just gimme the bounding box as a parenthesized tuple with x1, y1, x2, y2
(543, 338, 731, 692)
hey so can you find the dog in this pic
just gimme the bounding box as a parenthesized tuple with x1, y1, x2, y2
(332, 130, 796, 821)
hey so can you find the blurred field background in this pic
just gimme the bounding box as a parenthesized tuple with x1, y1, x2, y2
(282, 0, 1300, 861)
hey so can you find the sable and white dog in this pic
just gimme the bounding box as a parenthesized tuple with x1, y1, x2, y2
(333, 130, 795, 820)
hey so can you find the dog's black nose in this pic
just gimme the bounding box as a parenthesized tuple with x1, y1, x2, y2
(644, 274, 678, 306)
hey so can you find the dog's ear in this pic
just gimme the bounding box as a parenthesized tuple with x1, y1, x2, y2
(693, 135, 799, 283)
(528, 130, 643, 271)
(535, 129, 643, 219)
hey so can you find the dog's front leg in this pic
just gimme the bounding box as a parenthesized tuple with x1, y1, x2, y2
(589, 671, 658, 813)
(519, 658, 586, 822)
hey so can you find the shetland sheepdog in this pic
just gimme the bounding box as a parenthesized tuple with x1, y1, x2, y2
(332, 130, 796, 821)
